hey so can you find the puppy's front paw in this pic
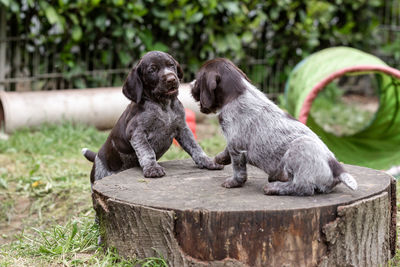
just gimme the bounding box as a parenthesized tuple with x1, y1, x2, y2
(197, 156, 224, 170)
(263, 184, 278, 195)
(143, 164, 166, 178)
(221, 177, 244, 188)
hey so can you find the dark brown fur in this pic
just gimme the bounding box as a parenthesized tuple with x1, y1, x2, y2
(191, 58, 248, 114)
(328, 158, 345, 177)
(83, 51, 222, 184)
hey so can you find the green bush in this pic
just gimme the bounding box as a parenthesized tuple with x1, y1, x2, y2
(2, 0, 383, 91)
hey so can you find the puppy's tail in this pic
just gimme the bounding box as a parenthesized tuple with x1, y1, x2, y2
(329, 158, 358, 191)
(81, 148, 96, 162)
(338, 173, 358, 191)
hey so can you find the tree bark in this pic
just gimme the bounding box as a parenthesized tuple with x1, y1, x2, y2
(93, 159, 395, 267)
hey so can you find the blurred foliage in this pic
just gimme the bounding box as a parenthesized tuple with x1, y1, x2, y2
(1, 0, 383, 90)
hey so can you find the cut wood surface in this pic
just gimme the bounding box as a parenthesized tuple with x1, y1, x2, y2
(92, 159, 395, 267)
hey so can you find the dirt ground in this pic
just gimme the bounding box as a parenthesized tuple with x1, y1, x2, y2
(342, 94, 379, 113)
(0, 196, 32, 245)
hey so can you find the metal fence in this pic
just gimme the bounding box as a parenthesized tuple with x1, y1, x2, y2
(0, 2, 399, 94)
(376, 0, 400, 69)
(0, 6, 131, 92)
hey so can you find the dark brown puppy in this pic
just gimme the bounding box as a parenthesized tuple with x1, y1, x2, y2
(82, 51, 223, 185)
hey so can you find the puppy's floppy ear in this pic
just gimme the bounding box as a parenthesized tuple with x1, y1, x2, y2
(190, 79, 200, 101)
(170, 56, 184, 80)
(176, 63, 184, 80)
(122, 67, 143, 103)
(200, 71, 220, 109)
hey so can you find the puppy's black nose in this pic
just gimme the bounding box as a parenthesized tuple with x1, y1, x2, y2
(166, 75, 175, 84)
(165, 74, 177, 89)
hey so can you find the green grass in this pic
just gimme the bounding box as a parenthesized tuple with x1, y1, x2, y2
(1, 217, 168, 266)
(0, 121, 225, 266)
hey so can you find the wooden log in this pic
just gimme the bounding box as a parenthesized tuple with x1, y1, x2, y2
(92, 159, 396, 266)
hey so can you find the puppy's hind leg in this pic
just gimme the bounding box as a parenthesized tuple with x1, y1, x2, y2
(264, 153, 314, 196)
(268, 162, 290, 182)
(222, 150, 247, 188)
(263, 180, 314, 196)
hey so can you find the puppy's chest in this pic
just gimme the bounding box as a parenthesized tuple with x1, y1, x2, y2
(146, 106, 181, 134)
(159, 108, 180, 125)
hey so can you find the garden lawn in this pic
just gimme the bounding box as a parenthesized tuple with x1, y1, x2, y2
(0, 121, 225, 266)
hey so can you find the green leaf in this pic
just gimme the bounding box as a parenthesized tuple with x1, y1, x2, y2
(101, 51, 112, 65)
(223, 2, 240, 14)
(44, 6, 61, 25)
(242, 31, 253, 43)
(152, 8, 168, 18)
(91, 0, 101, 5)
(73, 78, 86, 89)
(118, 51, 132, 66)
(269, 7, 280, 20)
(126, 28, 135, 40)
(9, 1, 19, 12)
(187, 12, 203, 23)
(138, 30, 153, 48)
(168, 25, 177, 36)
(177, 31, 188, 41)
(58, 0, 66, 7)
(0, 0, 10, 7)
(215, 36, 228, 53)
(112, 27, 123, 37)
(152, 42, 168, 52)
(160, 19, 170, 30)
(69, 14, 79, 25)
(226, 33, 241, 51)
(113, 0, 125, 6)
(95, 15, 107, 31)
(71, 26, 82, 41)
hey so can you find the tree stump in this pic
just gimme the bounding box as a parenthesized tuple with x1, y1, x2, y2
(92, 159, 396, 267)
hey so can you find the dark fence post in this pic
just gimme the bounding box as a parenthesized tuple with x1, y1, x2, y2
(0, 7, 6, 91)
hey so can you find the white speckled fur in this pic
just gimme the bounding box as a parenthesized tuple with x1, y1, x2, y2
(217, 77, 357, 195)
(81, 148, 88, 156)
(163, 68, 174, 75)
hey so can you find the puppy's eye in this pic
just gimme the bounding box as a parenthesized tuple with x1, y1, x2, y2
(167, 62, 175, 68)
(148, 66, 157, 73)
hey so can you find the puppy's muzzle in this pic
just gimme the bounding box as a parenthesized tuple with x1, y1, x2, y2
(200, 106, 213, 114)
(163, 73, 179, 94)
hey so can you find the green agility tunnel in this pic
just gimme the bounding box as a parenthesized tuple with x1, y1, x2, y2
(285, 47, 400, 170)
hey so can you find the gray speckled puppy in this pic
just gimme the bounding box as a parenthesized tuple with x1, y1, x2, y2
(191, 58, 357, 196)
(82, 51, 223, 186)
